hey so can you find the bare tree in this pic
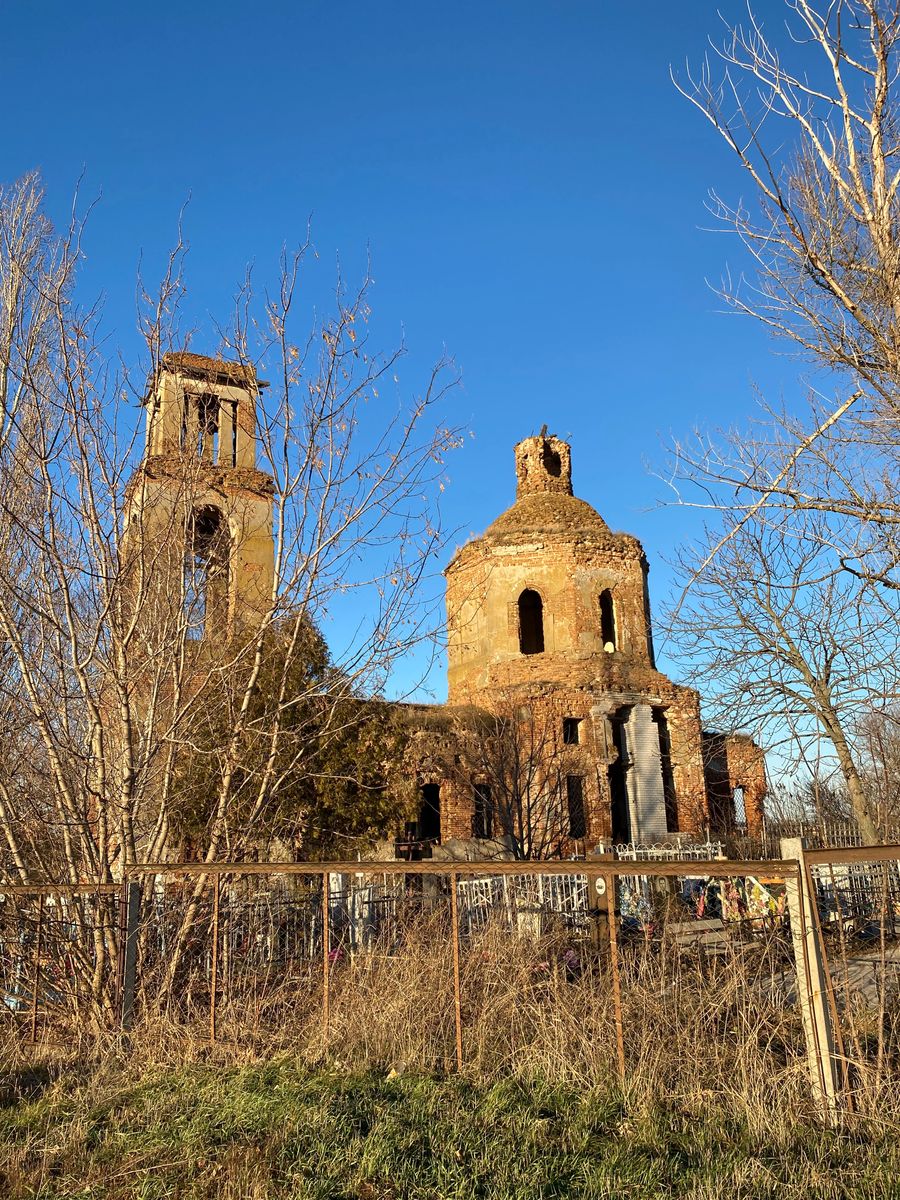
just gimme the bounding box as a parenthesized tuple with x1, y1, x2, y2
(450, 700, 581, 860)
(666, 504, 900, 841)
(671, 1, 900, 590)
(0, 172, 461, 1009)
(659, 2, 900, 843)
(859, 707, 900, 830)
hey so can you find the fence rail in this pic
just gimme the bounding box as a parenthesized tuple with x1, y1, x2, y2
(6, 845, 900, 1120)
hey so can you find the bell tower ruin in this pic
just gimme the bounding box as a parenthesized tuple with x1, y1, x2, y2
(124, 352, 275, 640)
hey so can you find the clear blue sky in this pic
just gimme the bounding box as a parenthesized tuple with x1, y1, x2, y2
(3, 1, 800, 699)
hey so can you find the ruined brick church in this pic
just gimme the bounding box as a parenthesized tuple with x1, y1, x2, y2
(404, 432, 765, 855)
(131, 353, 764, 859)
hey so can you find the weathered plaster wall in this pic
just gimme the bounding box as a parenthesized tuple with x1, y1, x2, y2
(124, 355, 275, 635)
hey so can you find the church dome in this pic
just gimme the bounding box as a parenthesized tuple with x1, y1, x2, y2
(480, 432, 610, 541)
(484, 491, 610, 539)
(445, 431, 657, 702)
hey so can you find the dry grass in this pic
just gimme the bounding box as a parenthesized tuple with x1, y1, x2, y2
(3, 911, 900, 1196)
(7, 913, 814, 1104)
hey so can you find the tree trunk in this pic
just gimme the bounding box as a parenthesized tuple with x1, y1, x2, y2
(824, 713, 880, 844)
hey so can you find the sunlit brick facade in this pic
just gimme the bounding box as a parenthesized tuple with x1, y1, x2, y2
(404, 433, 765, 855)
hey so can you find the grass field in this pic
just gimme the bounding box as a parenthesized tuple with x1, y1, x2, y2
(3, 911, 900, 1197)
(1, 1056, 898, 1200)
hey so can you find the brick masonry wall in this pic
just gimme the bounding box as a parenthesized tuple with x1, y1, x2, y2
(402, 434, 763, 851)
(725, 735, 767, 832)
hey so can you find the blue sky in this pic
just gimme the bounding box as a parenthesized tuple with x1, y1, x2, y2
(3, 1, 802, 699)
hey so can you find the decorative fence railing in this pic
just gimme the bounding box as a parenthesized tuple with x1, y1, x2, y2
(732, 818, 900, 859)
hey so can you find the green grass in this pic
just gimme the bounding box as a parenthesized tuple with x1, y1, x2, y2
(1, 1058, 898, 1199)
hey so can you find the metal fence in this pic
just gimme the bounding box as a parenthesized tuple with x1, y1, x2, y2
(5, 845, 900, 1119)
(0, 885, 120, 1035)
(733, 817, 900, 859)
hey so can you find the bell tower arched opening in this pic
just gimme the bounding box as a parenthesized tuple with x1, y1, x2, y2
(184, 504, 230, 639)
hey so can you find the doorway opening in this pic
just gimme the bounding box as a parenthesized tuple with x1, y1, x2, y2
(418, 783, 441, 842)
(608, 709, 631, 843)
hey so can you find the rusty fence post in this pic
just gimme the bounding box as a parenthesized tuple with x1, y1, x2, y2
(322, 871, 331, 1048)
(585, 850, 613, 949)
(449, 870, 463, 1071)
(604, 870, 627, 1086)
(781, 838, 841, 1122)
(119, 881, 142, 1031)
(29, 893, 44, 1044)
(209, 875, 220, 1044)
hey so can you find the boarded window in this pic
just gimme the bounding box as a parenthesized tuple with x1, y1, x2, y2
(563, 717, 581, 745)
(472, 784, 493, 839)
(599, 589, 616, 650)
(518, 589, 544, 654)
(566, 775, 586, 839)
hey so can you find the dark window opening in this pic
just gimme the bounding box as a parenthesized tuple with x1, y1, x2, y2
(418, 783, 441, 842)
(599, 589, 616, 651)
(566, 775, 586, 839)
(518, 589, 544, 655)
(196, 392, 219, 462)
(542, 443, 562, 477)
(653, 707, 678, 832)
(563, 717, 581, 745)
(472, 784, 493, 839)
(608, 710, 631, 843)
(229, 400, 239, 467)
(184, 505, 229, 639)
(702, 733, 734, 833)
(642, 563, 656, 668)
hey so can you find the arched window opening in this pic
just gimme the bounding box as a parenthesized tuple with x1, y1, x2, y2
(518, 589, 544, 655)
(542, 443, 562, 477)
(184, 505, 229, 639)
(418, 783, 441, 842)
(599, 589, 616, 651)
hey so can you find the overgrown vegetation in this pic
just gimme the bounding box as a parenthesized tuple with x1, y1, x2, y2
(4, 906, 900, 1197)
(174, 619, 416, 860)
(2, 1056, 899, 1199)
